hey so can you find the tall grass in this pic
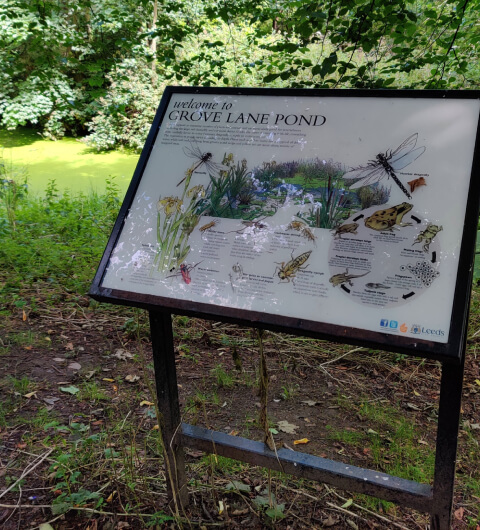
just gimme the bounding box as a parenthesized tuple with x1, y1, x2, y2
(0, 176, 121, 312)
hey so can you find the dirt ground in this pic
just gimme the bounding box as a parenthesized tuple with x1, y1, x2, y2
(1, 296, 480, 529)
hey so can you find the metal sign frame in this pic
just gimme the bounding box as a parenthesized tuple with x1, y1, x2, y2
(90, 87, 480, 529)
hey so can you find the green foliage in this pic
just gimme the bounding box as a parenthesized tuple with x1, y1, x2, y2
(85, 59, 166, 151)
(0, 177, 120, 313)
(0, 0, 155, 137)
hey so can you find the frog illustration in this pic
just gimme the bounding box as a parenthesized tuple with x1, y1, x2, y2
(332, 222, 359, 239)
(329, 269, 370, 287)
(364, 202, 413, 231)
(413, 223, 443, 252)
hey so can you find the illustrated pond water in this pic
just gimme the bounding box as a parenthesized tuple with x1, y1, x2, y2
(0, 128, 139, 196)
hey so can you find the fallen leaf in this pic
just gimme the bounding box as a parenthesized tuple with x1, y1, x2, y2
(102, 378, 115, 383)
(229, 429, 239, 436)
(346, 519, 358, 530)
(301, 400, 319, 406)
(22, 309, 27, 321)
(23, 391, 37, 399)
(471, 423, 480, 430)
(39, 524, 55, 530)
(293, 438, 309, 445)
(67, 362, 81, 371)
(43, 397, 60, 406)
(114, 349, 134, 361)
(53, 358, 66, 363)
(125, 374, 140, 383)
(226, 480, 250, 492)
(454, 507, 464, 520)
(321, 515, 338, 527)
(106, 490, 116, 503)
(406, 402, 421, 411)
(85, 371, 95, 379)
(140, 400, 154, 406)
(342, 498, 354, 508)
(16, 442, 27, 449)
(475, 379, 480, 386)
(367, 428, 378, 435)
(218, 500, 225, 515)
(59, 385, 80, 395)
(413, 390, 421, 396)
(65, 342, 74, 351)
(231, 508, 249, 516)
(277, 420, 298, 434)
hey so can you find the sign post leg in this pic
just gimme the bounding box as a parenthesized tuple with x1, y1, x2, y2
(430, 353, 466, 529)
(149, 310, 188, 508)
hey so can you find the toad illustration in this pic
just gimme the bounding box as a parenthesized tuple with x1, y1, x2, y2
(365, 202, 413, 231)
(332, 222, 359, 239)
(413, 223, 443, 252)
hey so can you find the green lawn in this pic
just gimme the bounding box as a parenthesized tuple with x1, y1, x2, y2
(0, 127, 139, 196)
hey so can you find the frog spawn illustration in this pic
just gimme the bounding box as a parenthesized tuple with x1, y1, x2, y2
(401, 261, 440, 287)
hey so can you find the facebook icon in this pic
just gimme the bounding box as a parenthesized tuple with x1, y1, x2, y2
(380, 319, 389, 327)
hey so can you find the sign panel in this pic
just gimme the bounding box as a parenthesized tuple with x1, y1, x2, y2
(91, 88, 480, 361)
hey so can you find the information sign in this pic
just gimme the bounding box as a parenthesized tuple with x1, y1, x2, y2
(91, 88, 480, 361)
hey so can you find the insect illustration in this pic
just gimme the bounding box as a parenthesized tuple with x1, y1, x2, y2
(177, 144, 225, 186)
(344, 133, 426, 199)
(227, 217, 268, 234)
(274, 250, 312, 283)
(167, 261, 203, 284)
(199, 218, 219, 234)
(286, 220, 316, 242)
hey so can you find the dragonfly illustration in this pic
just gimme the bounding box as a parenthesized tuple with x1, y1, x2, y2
(344, 133, 426, 199)
(177, 144, 226, 186)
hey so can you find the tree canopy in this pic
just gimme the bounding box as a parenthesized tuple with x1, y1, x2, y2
(0, 0, 478, 149)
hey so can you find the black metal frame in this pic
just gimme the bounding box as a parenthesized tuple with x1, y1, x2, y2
(89, 87, 480, 528)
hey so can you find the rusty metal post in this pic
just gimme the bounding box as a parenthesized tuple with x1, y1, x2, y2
(149, 310, 188, 508)
(430, 351, 466, 529)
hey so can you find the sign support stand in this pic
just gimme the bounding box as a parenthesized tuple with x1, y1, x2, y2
(149, 310, 188, 508)
(148, 311, 466, 529)
(431, 350, 466, 529)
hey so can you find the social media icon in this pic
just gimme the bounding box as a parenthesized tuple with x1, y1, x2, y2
(400, 323, 408, 332)
(380, 319, 389, 327)
(389, 320, 398, 329)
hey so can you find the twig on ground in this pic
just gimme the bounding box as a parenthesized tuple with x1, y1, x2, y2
(0, 448, 53, 500)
